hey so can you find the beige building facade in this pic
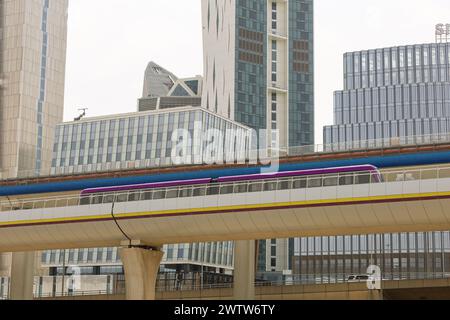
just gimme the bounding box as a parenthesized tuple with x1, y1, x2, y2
(0, 0, 69, 280)
(0, 0, 68, 179)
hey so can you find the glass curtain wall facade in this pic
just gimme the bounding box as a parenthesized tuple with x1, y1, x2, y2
(293, 232, 450, 283)
(288, 0, 314, 147)
(235, 0, 267, 132)
(41, 241, 234, 275)
(51, 107, 251, 174)
(201, 0, 314, 150)
(324, 43, 450, 146)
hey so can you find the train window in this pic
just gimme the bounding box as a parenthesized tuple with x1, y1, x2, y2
(293, 178, 307, 189)
(234, 183, 248, 193)
(220, 185, 234, 195)
(140, 191, 153, 201)
(307, 177, 323, 188)
(339, 174, 354, 186)
(355, 172, 370, 184)
(249, 182, 263, 192)
(179, 187, 192, 198)
(153, 190, 166, 200)
(80, 196, 91, 206)
(193, 186, 206, 197)
(277, 179, 291, 190)
(116, 193, 128, 203)
(128, 192, 140, 202)
(166, 188, 179, 199)
(92, 195, 104, 204)
(103, 194, 115, 203)
(370, 173, 382, 183)
(207, 186, 220, 195)
(264, 181, 277, 191)
(323, 175, 338, 187)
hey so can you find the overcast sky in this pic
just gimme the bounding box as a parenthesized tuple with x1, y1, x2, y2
(64, 0, 450, 144)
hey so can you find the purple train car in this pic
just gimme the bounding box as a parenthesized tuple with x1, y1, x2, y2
(80, 165, 382, 197)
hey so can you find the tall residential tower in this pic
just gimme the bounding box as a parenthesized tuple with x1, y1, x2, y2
(0, 0, 69, 179)
(0, 0, 69, 290)
(201, 0, 314, 150)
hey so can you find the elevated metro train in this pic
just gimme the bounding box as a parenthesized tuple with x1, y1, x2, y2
(1, 146, 450, 198)
(77, 165, 382, 205)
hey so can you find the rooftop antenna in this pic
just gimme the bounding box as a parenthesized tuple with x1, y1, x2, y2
(74, 108, 88, 121)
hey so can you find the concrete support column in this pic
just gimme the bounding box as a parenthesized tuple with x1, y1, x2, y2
(10, 252, 35, 300)
(120, 247, 164, 300)
(233, 240, 256, 300)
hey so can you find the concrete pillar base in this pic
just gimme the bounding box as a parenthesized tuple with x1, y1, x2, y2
(233, 240, 256, 300)
(120, 247, 164, 300)
(10, 252, 35, 300)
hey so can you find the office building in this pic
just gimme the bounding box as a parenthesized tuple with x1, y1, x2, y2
(324, 43, 450, 147)
(51, 107, 251, 174)
(40, 241, 234, 276)
(201, 0, 314, 150)
(293, 232, 450, 282)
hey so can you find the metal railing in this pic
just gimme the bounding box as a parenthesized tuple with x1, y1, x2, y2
(2, 132, 450, 181)
(256, 272, 450, 287)
(155, 272, 450, 293)
(2, 165, 450, 213)
(34, 289, 119, 299)
(2, 271, 450, 299)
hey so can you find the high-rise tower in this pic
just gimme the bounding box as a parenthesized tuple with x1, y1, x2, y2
(201, 0, 314, 278)
(201, 0, 314, 150)
(0, 0, 69, 178)
(0, 0, 69, 294)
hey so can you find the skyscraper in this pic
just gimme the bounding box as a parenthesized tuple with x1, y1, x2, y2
(0, 0, 69, 292)
(201, 0, 314, 150)
(201, 0, 314, 280)
(0, 0, 69, 179)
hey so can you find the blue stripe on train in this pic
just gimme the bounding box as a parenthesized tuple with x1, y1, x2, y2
(1, 150, 450, 197)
